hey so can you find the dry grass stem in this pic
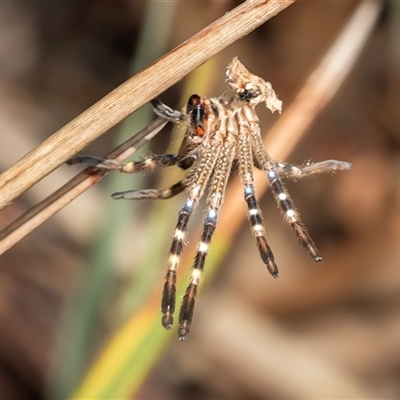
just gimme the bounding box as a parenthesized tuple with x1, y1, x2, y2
(0, 0, 294, 210)
(0, 118, 167, 255)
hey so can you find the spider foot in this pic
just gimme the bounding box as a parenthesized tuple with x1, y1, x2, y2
(256, 237, 279, 278)
(67, 155, 121, 170)
(264, 255, 279, 278)
(306, 243, 322, 262)
(290, 221, 322, 262)
(178, 284, 196, 341)
(272, 270, 279, 279)
(151, 98, 185, 122)
(178, 322, 190, 341)
(161, 272, 177, 330)
(161, 313, 174, 330)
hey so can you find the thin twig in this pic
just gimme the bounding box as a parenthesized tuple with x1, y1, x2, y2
(0, 118, 167, 255)
(0, 0, 294, 209)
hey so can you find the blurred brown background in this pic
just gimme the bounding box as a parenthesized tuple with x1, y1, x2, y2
(0, 1, 399, 399)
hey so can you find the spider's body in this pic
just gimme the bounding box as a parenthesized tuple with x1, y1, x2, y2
(70, 58, 351, 340)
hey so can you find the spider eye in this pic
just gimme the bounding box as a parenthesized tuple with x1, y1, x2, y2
(187, 94, 207, 136)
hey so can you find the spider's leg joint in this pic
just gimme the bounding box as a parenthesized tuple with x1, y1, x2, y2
(183, 199, 195, 212)
(285, 209, 298, 223)
(278, 192, 287, 201)
(190, 185, 201, 199)
(245, 186, 253, 196)
(267, 169, 277, 181)
(198, 241, 209, 254)
(205, 208, 218, 223)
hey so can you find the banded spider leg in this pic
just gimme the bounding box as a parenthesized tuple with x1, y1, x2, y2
(236, 108, 279, 277)
(67, 98, 194, 201)
(161, 144, 220, 331)
(247, 111, 323, 261)
(178, 112, 236, 340)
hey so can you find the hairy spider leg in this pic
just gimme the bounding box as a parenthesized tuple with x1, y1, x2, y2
(247, 108, 322, 262)
(178, 109, 234, 341)
(274, 160, 352, 181)
(151, 98, 185, 122)
(266, 168, 321, 261)
(236, 108, 278, 277)
(71, 95, 213, 201)
(68, 153, 179, 174)
(112, 180, 187, 200)
(162, 143, 220, 329)
(161, 192, 195, 330)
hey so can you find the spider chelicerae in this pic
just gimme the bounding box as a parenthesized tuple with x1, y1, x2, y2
(70, 58, 351, 340)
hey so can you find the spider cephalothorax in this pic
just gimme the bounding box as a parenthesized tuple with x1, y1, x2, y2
(70, 58, 351, 340)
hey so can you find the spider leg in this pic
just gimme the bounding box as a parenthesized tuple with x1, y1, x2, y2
(267, 168, 321, 261)
(178, 138, 235, 341)
(161, 191, 196, 330)
(243, 184, 279, 276)
(68, 154, 179, 174)
(274, 160, 352, 181)
(236, 110, 278, 277)
(177, 208, 215, 340)
(247, 110, 321, 261)
(151, 98, 185, 122)
(112, 180, 186, 200)
(161, 147, 219, 331)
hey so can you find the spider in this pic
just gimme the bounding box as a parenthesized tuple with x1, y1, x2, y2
(70, 58, 351, 340)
